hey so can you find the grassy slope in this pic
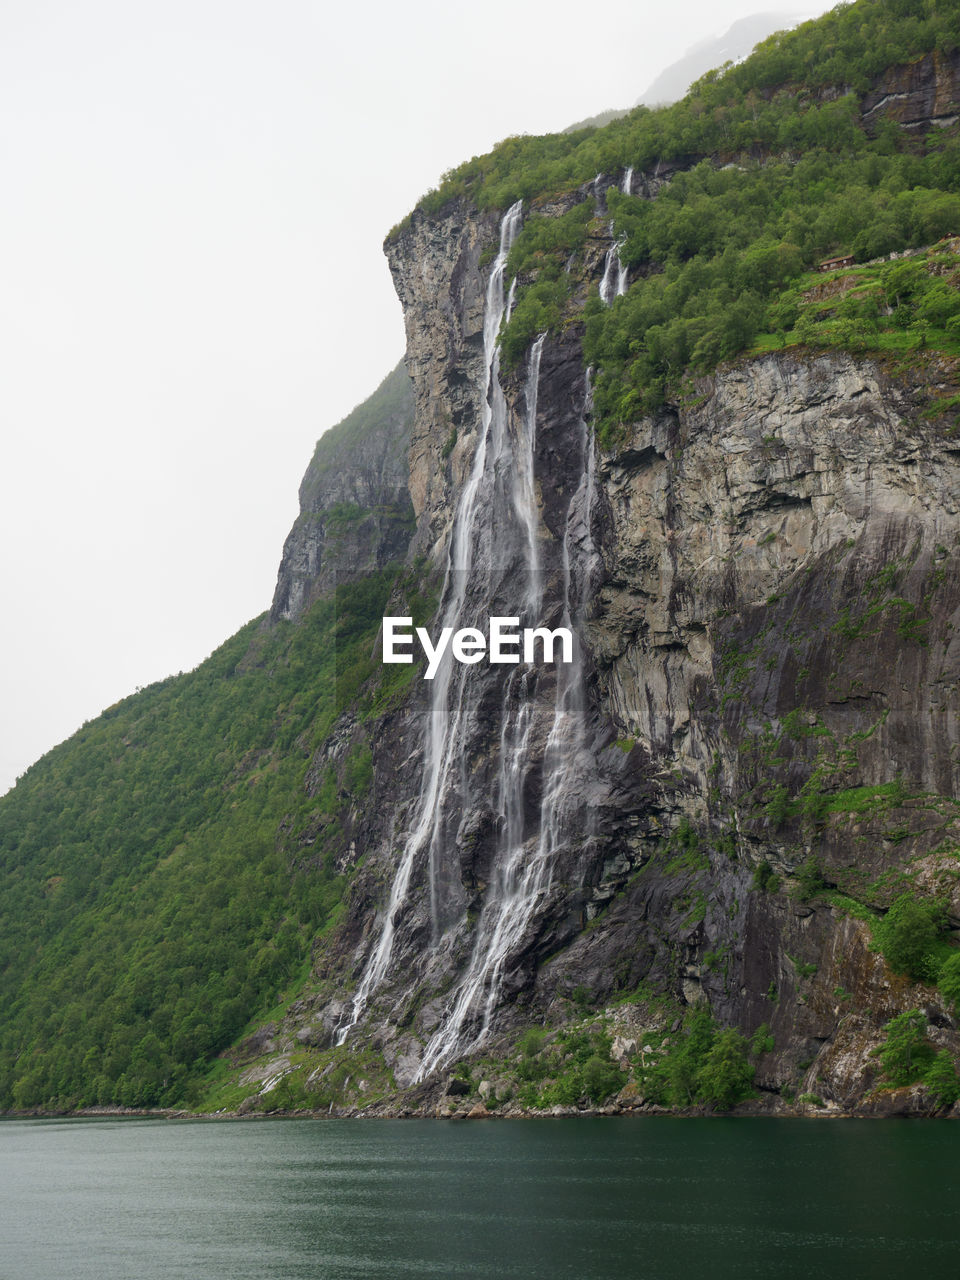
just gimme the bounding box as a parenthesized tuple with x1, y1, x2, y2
(0, 347, 423, 1112)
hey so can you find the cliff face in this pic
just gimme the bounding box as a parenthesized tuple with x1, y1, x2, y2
(333, 193, 960, 1110)
(271, 362, 415, 622)
(385, 201, 499, 560)
(248, 37, 960, 1117)
(257, 173, 957, 1116)
(577, 347, 960, 1107)
(861, 47, 960, 132)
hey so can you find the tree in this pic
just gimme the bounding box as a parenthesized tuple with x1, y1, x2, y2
(583, 1054, 627, 1104)
(697, 1028, 755, 1110)
(872, 892, 947, 982)
(662, 1007, 715, 1106)
(938, 951, 960, 1015)
(924, 1050, 960, 1109)
(879, 1009, 930, 1086)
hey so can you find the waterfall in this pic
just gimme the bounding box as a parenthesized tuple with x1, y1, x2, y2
(415, 354, 599, 1081)
(622, 166, 633, 195)
(616, 253, 628, 297)
(339, 193, 598, 1077)
(600, 225, 628, 305)
(515, 333, 545, 584)
(336, 200, 524, 1045)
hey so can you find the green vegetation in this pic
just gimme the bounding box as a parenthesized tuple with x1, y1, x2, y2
(515, 1025, 627, 1107)
(938, 951, 960, 1014)
(398, 1, 960, 219)
(752, 859, 779, 893)
(584, 144, 960, 438)
(871, 890, 952, 982)
(794, 857, 828, 901)
(925, 1049, 960, 1107)
(635, 1008, 772, 1110)
(879, 1008, 934, 1084)
(662, 816, 709, 875)
(0, 565, 423, 1112)
(301, 361, 413, 495)
(875, 1009, 960, 1105)
(394, 0, 960, 440)
(252, 1045, 395, 1114)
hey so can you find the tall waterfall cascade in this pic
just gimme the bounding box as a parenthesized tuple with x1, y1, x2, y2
(339, 200, 600, 1076)
(417, 357, 599, 1079)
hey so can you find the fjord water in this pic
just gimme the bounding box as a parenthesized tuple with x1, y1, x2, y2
(3, 1118, 959, 1280)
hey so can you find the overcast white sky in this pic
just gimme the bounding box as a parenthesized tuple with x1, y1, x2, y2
(0, 0, 831, 794)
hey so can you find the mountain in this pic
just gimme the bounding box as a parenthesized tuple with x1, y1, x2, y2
(3, 0, 960, 1119)
(563, 11, 817, 134)
(636, 12, 818, 106)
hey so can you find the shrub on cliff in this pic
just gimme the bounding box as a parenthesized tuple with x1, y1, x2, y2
(871, 892, 950, 982)
(582, 1054, 627, 1104)
(696, 1029, 757, 1111)
(643, 1008, 770, 1111)
(924, 1049, 960, 1108)
(879, 1009, 933, 1085)
(938, 951, 960, 1014)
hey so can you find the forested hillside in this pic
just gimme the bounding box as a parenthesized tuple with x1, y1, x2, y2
(0, 391, 420, 1109)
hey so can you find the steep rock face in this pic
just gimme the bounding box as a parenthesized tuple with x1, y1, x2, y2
(271, 362, 415, 622)
(306, 294, 642, 1087)
(385, 201, 499, 561)
(579, 349, 960, 1100)
(862, 47, 960, 132)
(275, 84, 960, 1108)
(296, 189, 960, 1108)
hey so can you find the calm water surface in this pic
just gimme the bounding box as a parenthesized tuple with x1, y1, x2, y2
(0, 1116, 958, 1279)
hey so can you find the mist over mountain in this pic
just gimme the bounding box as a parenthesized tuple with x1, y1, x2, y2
(637, 11, 817, 105)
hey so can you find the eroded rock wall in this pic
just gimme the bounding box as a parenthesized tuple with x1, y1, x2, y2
(271, 361, 415, 622)
(276, 135, 960, 1112)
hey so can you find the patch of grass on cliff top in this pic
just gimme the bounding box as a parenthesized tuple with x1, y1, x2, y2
(749, 248, 960, 365)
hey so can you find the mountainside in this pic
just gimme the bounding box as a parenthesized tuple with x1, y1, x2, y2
(636, 12, 816, 107)
(3, 0, 960, 1119)
(271, 361, 415, 623)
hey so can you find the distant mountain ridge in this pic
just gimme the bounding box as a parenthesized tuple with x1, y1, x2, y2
(637, 11, 819, 106)
(564, 10, 819, 133)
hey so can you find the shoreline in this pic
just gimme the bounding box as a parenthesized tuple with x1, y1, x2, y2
(4, 1091, 957, 1123)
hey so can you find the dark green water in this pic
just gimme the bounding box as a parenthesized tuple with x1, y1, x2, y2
(1, 1116, 958, 1279)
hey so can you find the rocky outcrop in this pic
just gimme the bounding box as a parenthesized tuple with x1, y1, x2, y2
(270, 361, 415, 622)
(385, 201, 499, 561)
(862, 47, 960, 133)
